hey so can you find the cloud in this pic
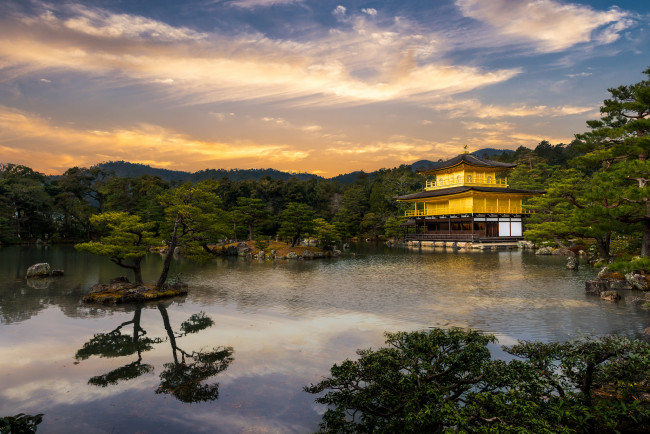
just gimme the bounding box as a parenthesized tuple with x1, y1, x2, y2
(333, 5, 347, 18)
(455, 0, 632, 52)
(209, 112, 235, 121)
(0, 105, 307, 174)
(362, 8, 377, 16)
(223, 0, 303, 9)
(26, 4, 207, 42)
(566, 72, 592, 78)
(430, 98, 594, 119)
(0, 5, 520, 107)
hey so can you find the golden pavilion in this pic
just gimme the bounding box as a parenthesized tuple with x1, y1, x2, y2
(395, 152, 544, 242)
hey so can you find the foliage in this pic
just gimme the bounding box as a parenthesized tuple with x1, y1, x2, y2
(156, 180, 230, 287)
(572, 67, 650, 255)
(75, 212, 159, 284)
(278, 202, 315, 247)
(306, 329, 650, 433)
(232, 197, 269, 241)
(313, 217, 341, 247)
(383, 216, 405, 239)
(0, 413, 44, 433)
(305, 328, 501, 433)
(605, 256, 650, 274)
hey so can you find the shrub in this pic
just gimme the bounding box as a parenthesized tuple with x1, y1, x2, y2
(306, 329, 650, 433)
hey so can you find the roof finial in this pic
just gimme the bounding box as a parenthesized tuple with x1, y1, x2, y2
(463, 144, 469, 154)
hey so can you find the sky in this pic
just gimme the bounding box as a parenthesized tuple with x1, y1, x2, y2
(0, 0, 648, 177)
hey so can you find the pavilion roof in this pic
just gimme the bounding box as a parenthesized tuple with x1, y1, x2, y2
(395, 186, 545, 201)
(417, 154, 516, 174)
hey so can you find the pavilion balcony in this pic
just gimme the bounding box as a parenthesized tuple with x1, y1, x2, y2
(425, 178, 508, 191)
(404, 206, 532, 217)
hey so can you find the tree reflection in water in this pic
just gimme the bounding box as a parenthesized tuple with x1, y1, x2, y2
(75, 303, 233, 403)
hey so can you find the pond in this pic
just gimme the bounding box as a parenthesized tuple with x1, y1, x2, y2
(1, 244, 648, 433)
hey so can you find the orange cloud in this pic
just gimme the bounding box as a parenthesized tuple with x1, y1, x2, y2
(0, 105, 308, 174)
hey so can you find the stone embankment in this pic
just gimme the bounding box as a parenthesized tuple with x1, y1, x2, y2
(586, 270, 650, 304)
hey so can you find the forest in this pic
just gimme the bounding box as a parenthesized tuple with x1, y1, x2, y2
(1, 68, 649, 270)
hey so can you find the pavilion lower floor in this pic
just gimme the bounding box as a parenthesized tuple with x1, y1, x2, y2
(403, 214, 525, 243)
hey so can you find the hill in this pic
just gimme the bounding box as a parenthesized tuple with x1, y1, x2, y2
(95, 161, 323, 183)
(410, 148, 515, 171)
(91, 148, 514, 184)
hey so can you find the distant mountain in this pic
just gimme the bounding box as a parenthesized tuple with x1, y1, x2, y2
(472, 148, 515, 158)
(91, 147, 515, 184)
(410, 148, 515, 171)
(95, 161, 323, 183)
(328, 171, 365, 184)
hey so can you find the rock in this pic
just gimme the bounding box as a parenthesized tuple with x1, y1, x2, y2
(110, 276, 130, 284)
(26, 263, 51, 278)
(332, 249, 342, 257)
(551, 248, 570, 256)
(343, 243, 349, 250)
(566, 257, 579, 270)
(597, 267, 609, 278)
(535, 247, 553, 255)
(600, 290, 621, 302)
(287, 251, 298, 259)
(585, 279, 608, 295)
(578, 250, 587, 256)
(644, 327, 650, 337)
(302, 250, 314, 259)
(606, 279, 632, 291)
(517, 240, 535, 249)
(173, 247, 182, 255)
(237, 242, 251, 256)
(51, 269, 64, 276)
(625, 272, 650, 291)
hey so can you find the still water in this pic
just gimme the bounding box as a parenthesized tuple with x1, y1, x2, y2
(1, 245, 648, 433)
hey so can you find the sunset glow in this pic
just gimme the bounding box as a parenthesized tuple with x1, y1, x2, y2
(1, 0, 648, 176)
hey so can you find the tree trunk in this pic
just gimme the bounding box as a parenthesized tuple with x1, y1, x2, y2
(290, 231, 300, 247)
(133, 257, 143, 285)
(157, 214, 180, 288)
(595, 233, 611, 259)
(642, 219, 650, 257)
(553, 236, 567, 249)
(232, 222, 237, 242)
(248, 223, 254, 241)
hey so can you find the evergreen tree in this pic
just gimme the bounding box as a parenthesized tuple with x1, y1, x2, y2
(574, 67, 650, 255)
(75, 212, 159, 284)
(278, 202, 315, 247)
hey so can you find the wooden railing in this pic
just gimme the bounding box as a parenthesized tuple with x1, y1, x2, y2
(425, 178, 508, 191)
(404, 206, 532, 217)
